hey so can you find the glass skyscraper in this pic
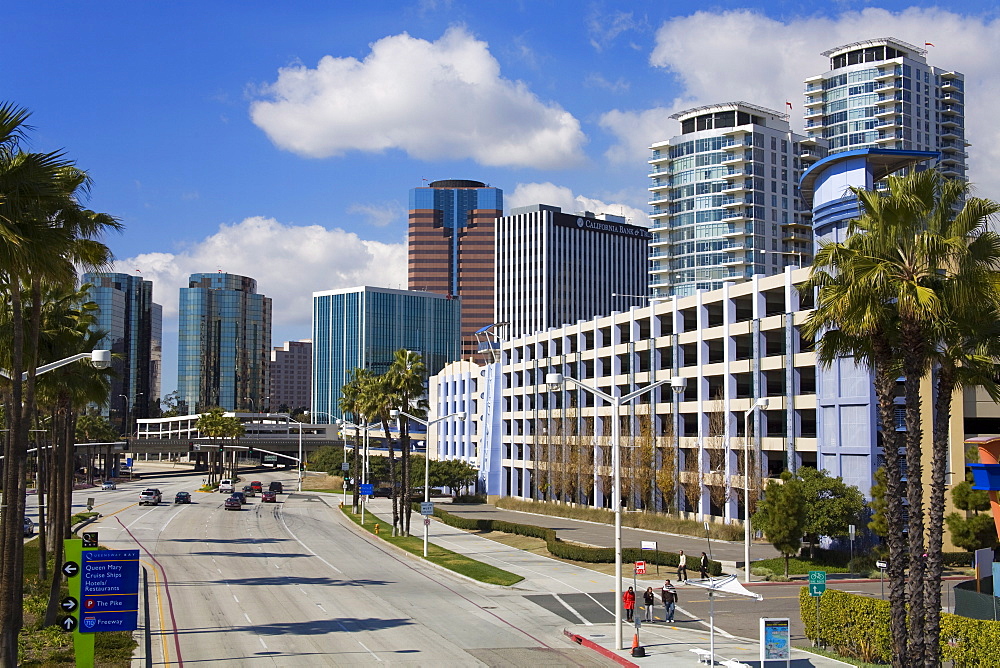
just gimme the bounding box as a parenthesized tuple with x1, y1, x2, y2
(177, 273, 271, 413)
(81, 272, 162, 432)
(408, 179, 503, 359)
(804, 37, 966, 180)
(312, 286, 460, 422)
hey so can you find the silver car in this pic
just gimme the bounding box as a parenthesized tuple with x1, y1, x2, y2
(101, 480, 116, 490)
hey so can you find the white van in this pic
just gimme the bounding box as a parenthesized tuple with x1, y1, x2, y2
(219, 479, 234, 493)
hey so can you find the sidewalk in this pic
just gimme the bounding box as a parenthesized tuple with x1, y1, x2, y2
(359, 498, 849, 667)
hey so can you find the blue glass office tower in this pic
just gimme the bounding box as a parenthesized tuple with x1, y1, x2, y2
(81, 273, 162, 431)
(178, 273, 271, 413)
(312, 286, 461, 422)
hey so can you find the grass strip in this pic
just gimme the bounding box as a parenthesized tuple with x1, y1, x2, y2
(793, 644, 886, 668)
(340, 507, 523, 586)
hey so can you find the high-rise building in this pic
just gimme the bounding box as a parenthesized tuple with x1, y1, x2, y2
(269, 340, 312, 412)
(804, 37, 967, 180)
(648, 102, 821, 298)
(81, 272, 162, 432)
(312, 286, 460, 422)
(177, 273, 271, 413)
(496, 204, 651, 339)
(408, 179, 503, 358)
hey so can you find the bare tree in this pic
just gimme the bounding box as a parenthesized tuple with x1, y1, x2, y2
(655, 416, 676, 513)
(705, 405, 729, 514)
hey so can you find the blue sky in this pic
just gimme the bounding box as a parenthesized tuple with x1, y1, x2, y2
(5, 1, 1000, 398)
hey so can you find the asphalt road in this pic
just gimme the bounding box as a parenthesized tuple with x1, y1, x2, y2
(66, 465, 614, 666)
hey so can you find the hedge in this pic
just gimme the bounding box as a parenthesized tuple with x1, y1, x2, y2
(423, 503, 723, 575)
(799, 587, 1000, 666)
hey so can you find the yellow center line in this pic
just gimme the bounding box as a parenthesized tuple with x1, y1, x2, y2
(141, 558, 171, 667)
(92, 502, 139, 522)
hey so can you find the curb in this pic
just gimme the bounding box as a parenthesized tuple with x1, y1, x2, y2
(744, 574, 971, 586)
(564, 629, 638, 668)
(334, 505, 518, 590)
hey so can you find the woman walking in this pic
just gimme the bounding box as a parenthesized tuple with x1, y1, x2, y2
(643, 587, 655, 622)
(700, 551, 710, 579)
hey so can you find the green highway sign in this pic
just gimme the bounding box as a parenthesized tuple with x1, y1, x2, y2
(263, 455, 277, 462)
(809, 583, 826, 597)
(808, 570, 827, 585)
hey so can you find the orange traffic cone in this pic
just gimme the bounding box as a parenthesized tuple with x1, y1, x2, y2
(631, 631, 646, 657)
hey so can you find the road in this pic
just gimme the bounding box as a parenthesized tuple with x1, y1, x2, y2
(59, 466, 613, 666)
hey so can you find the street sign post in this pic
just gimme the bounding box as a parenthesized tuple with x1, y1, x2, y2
(86, 497, 95, 511)
(420, 502, 434, 516)
(808, 571, 826, 647)
(359, 483, 374, 496)
(423, 517, 430, 526)
(635, 561, 646, 575)
(80, 549, 140, 633)
(640, 541, 658, 574)
(82, 532, 98, 548)
(263, 454, 277, 463)
(125, 457, 133, 468)
(341, 462, 349, 471)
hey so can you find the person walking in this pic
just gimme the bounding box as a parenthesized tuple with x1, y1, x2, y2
(623, 586, 636, 622)
(677, 549, 688, 581)
(700, 551, 710, 579)
(661, 579, 678, 623)
(643, 587, 655, 622)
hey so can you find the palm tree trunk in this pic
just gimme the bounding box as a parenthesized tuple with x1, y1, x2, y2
(382, 421, 399, 535)
(401, 423, 411, 536)
(923, 364, 955, 667)
(873, 340, 909, 667)
(352, 429, 360, 512)
(901, 322, 926, 665)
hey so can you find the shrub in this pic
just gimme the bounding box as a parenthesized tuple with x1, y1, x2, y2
(799, 586, 1000, 665)
(453, 494, 486, 504)
(751, 567, 774, 578)
(431, 505, 723, 575)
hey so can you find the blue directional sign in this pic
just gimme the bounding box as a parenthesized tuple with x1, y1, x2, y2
(125, 457, 133, 468)
(359, 483, 374, 496)
(79, 549, 140, 633)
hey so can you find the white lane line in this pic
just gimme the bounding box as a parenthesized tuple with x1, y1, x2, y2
(124, 507, 160, 529)
(233, 595, 239, 603)
(217, 568, 222, 574)
(244, 612, 253, 624)
(259, 637, 268, 649)
(276, 505, 343, 574)
(317, 604, 327, 613)
(552, 593, 591, 626)
(160, 506, 184, 533)
(357, 641, 381, 662)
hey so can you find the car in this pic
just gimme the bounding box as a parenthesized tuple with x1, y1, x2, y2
(23, 517, 34, 537)
(101, 481, 116, 491)
(261, 491, 277, 503)
(224, 496, 241, 510)
(219, 479, 234, 493)
(138, 489, 162, 505)
(242, 485, 256, 497)
(174, 491, 192, 504)
(268, 481, 283, 493)
(231, 491, 247, 504)
(250, 481, 263, 493)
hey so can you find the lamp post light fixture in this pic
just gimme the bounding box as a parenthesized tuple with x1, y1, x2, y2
(544, 372, 686, 651)
(390, 409, 467, 557)
(0, 349, 111, 381)
(336, 417, 377, 521)
(743, 398, 769, 583)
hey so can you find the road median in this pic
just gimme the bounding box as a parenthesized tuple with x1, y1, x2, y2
(339, 506, 523, 587)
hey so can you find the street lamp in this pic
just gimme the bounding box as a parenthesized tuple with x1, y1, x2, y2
(743, 398, 769, 583)
(337, 418, 377, 521)
(545, 372, 686, 651)
(390, 409, 467, 557)
(0, 349, 111, 381)
(308, 411, 345, 505)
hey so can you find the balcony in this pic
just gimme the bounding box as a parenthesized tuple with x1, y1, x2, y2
(648, 192, 670, 205)
(723, 152, 750, 165)
(874, 68, 897, 81)
(804, 107, 823, 119)
(783, 230, 812, 243)
(722, 180, 750, 193)
(804, 97, 824, 108)
(941, 92, 964, 105)
(940, 117, 960, 129)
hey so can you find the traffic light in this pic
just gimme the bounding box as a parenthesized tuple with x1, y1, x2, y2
(218, 444, 224, 453)
(247, 445, 255, 455)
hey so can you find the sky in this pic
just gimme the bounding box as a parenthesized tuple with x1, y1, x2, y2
(5, 1, 1000, 398)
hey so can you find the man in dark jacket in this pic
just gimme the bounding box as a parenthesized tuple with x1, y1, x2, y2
(661, 579, 677, 623)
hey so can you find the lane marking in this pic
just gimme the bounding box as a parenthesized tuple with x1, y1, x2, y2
(94, 501, 139, 522)
(552, 593, 592, 626)
(244, 612, 253, 624)
(357, 641, 382, 662)
(232, 595, 239, 603)
(276, 504, 343, 573)
(141, 558, 170, 666)
(259, 637, 268, 649)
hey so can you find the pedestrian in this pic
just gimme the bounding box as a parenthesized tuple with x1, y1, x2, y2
(643, 587, 655, 622)
(661, 579, 677, 623)
(677, 549, 688, 581)
(700, 551, 709, 579)
(623, 586, 636, 622)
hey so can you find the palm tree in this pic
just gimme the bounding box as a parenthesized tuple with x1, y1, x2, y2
(356, 372, 401, 534)
(386, 349, 427, 536)
(339, 368, 373, 513)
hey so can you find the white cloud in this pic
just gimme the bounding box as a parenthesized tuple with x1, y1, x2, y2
(601, 8, 1000, 196)
(347, 201, 404, 228)
(117, 216, 406, 327)
(508, 182, 649, 227)
(250, 26, 587, 169)
(587, 9, 643, 52)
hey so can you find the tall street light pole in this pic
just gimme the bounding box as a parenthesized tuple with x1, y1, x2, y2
(391, 409, 466, 557)
(743, 398, 769, 583)
(545, 372, 686, 651)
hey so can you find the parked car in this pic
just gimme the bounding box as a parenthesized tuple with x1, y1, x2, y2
(138, 489, 162, 505)
(219, 479, 234, 493)
(261, 491, 277, 503)
(174, 491, 192, 504)
(231, 491, 247, 505)
(23, 517, 34, 537)
(268, 481, 283, 493)
(242, 485, 256, 497)
(250, 481, 263, 493)
(101, 481, 116, 491)
(224, 496, 241, 510)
